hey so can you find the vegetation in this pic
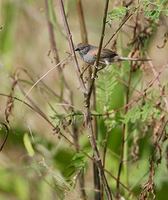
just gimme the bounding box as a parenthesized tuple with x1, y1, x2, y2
(0, 0, 168, 199)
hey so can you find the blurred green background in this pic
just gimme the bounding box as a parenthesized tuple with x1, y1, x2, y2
(0, 0, 168, 199)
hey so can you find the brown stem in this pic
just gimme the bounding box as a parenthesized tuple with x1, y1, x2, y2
(18, 79, 75, 146)
(58, 0, 87, 94)
(58, 0, 87, 198)
(45, 0, 72, 101)
(16, 67, 70, 105)
(76, 0, 101, 198)
(104, 6, 139, 48)
(105, 169, 138, 200)
(0, 123, 9, 151)
(70, 96, 87, 199)
(76, 1, 88, 199)
(76, 0, 88, 43)
(45, 0, 60, 64)
(93, 85, 102, 200)
(147, 58, 168, 112)
(84, 0, 113, 199)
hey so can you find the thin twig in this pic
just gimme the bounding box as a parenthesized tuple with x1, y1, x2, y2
(116, 6, 139, 198)
(147, 56, 168, 112)
(45, 0, 60, 64)
(0, 123, 9, 151)
(17, 74, 74, 146)
(84, 0, 113, 199)
(76, 0, 88, 43)
(45, 0, 72, 101)
(23, 55, 71, 101)
(76, 1, 88, 199)
(5, 74, 17, 124)
(93, 84, 102, 200)
(105, 169, 138, 200)
(59, 1, 88, 199)
(16, 67, 69, 105)
(58, 0, 87, 94)
(104, 6, 139, 48)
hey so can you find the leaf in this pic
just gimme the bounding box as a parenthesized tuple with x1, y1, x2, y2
(64, 152, 87, 178)
(23, 133, 35, 157)
(96, 66, 124, 112)
(108, 6, 127, 21)
(123, 105, 141, 124)
(143, 0, 167, 21)
(123, 101, 161, 124)
(38, 159, 71, 199)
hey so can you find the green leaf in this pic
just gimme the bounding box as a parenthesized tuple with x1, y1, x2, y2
(143, 0, 167, 20)
(123, 101, 161, 124)
(108, 6, 127, 21)
(96, 66, 124, 112)
(123, 105, 141, 124)
(23, 133, 35, 157)
(38, 159, 71, 199)
(64, 152, 87, 178)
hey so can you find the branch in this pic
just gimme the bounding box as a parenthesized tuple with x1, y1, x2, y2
(84, 0, 113, 199)
(104, 6, 139, 48)
(22, 55, 71, 101)
(58, 0, 87, 94)
(45, 0, 60, 64)
(147, 57, 168, 112)
(45, 0, 72, 100)
(76, 0, 88, 43)
(76, 1, 88, 199)
(0, 123, 9, 151)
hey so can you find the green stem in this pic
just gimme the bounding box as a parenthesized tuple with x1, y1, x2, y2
(123, 122, 129, 187)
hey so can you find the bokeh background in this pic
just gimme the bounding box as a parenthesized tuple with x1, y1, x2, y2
(0, 0, 168, 199)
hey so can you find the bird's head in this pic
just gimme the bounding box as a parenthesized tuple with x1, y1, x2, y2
(75, 43, 90, 56)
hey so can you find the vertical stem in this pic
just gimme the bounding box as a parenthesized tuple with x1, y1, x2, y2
(84, 0, 113, 199)
(116, 67, 132, 199)
(58, 0, 112, 198)
(72, 117, 87, 200)
(76, 1, 88, 199)
(47, 1, 87, 198)
(45, 0, 60, 64)
(86, 113, 113, 200)
(116, 1, 137, 197)
(76, 0, 88, 43)
(76, 0, 101, 197)
(45, 0, 71, 100)
(93, 85, 102, 200)
(58, 0, 87, 94)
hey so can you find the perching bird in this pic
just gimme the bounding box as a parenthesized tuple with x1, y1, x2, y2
(75, 43, 150, 65)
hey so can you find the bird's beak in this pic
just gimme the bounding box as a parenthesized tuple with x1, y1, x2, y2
(75, 47, 79, 51)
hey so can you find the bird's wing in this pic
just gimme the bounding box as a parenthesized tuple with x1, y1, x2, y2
(89, 48, 118, 59)
(100, 48, 118, 59)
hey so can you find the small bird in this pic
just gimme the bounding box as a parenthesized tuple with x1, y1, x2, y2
(75, 43, 150, 65)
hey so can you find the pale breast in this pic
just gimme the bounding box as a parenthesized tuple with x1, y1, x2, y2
(82, 53, 96, 64)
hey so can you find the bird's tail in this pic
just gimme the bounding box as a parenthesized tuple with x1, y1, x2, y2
(118, 56, 151, 62)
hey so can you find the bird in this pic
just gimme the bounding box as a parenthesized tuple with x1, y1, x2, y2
(75, 43, 150, 65)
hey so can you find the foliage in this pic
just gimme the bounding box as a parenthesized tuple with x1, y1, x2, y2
(0, 0, 168, 200)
